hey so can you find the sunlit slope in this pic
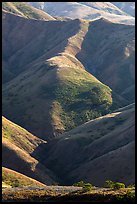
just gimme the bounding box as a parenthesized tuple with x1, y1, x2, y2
(28, 2, 134, 25)
(2, 167, 46, 188)
(2, 2, 54, 20)
(2, 117, 58, 185)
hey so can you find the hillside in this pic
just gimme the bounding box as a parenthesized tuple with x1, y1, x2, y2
(2, 2, 55, 20)
(2, 10, 135, 139)
(2, 116, 58, 185)
(76, 18, 135, 103)
(27, 2, 135, 25)
(40, 103, 135, 186)
(2, 167, 46, 188)
(2, 12, 115, 139)
(2, 106, 134, 191)
(2, 2, 135, 200)
(112, 2, 135, 17)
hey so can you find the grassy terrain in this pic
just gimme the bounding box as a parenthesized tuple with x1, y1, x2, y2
(2, 116, 44, 153)
(50, 55, 112, 132)
(41, 104, 135, 186)
(2, 2, 54, 20)
(2, 187, 135, 202)
(2, 167, 46, 188)
(2, 116, 57, 185)
(2, 12, 134, 139)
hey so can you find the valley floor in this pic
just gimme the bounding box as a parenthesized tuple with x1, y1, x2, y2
(2, 186, 135, 202)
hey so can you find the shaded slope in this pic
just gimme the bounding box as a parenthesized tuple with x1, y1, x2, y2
(2, 117, 58, 185)
(2, 2, 54, 20)
(2, 167, 46, 188)
(76, 18, 135, 104)
(40, 104, 135, 186)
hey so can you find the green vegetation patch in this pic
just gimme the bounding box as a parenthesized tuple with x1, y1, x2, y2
(52, 79, 112, 131)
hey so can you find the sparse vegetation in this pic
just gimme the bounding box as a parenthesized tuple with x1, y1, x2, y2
(82, 183, 93, 192)
(104, 180, 126, 190)
(2, 2, 54, 20)
(73, 180, 85, 187)
(2, 186, 135, 202)
(73, 181, 93, 191)
(127, 184, 135, 188)
(104, 180, 114, 188)
(113, 182, 125, 190)
(2, 167, 46, 188)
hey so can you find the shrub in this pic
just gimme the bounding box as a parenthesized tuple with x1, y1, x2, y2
(126, 190, 135, 200)
(113, 182, 125, 190)
(73, 181, 85, 187)
(82, 183, 93, 192)
(104, 180, 114, 188)
(127, 184, 135, 188)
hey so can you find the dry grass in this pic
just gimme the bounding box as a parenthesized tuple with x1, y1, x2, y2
(2, 187, 135, 202)
(2, 167, 46, 188)
(2, 2, 54, 20)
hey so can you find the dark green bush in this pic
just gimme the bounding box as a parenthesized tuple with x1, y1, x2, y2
(82, 183, 93, 192)
(113, 182, 125, 190)
(104, 180, 126, 190)
(104, 180, 114, 188)
(127, 184, 135, 188)
(73, 181, 85, 187)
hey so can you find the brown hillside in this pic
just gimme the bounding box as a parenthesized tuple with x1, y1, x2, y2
(2, 117, 58, 185)
(2, 13, 113, 139)
(40, 104, 135, 186)
(2, 2, 55, 21)
(2, 167, 46, 188)
(2, 11, 134, 140)
(76, 18, 135, 102)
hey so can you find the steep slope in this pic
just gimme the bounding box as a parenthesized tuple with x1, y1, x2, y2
(2, 2, 55, 20)
(112, 2, 135, 17)
(78, 2, 128, 15)
(2, 167, 46, 188)
(41, 104, 135, 186)
(27, 2, 135, 25)
(2, 116, 58, 185)
(2, 13, 113, 139)
(76, 18, 135, 104)
(2, 11, 134, 139)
